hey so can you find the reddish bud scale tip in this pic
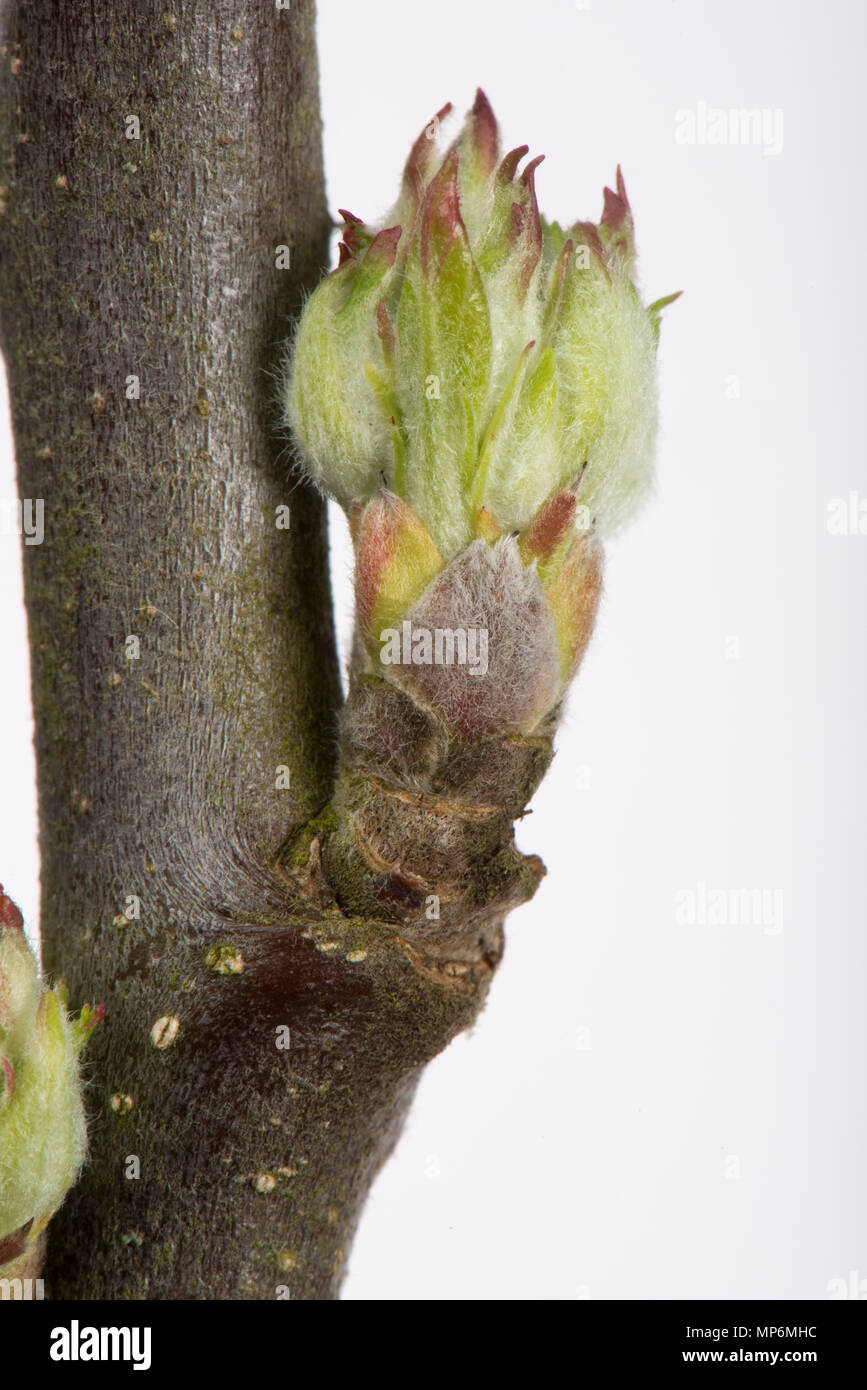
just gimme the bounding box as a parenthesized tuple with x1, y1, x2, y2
(599, 166, 635, 266)
(505, 155, 543, 300)
(520, 153, 545, 189)
(420, 149, 464, 283)
(0, 1218, 34, 1266)
(335, 242, 354, 270)
(402, 101, 454, 213)
(469, 87, 499, 177)
(497, 145, 529, 184)
(600, 165, 631, 234)
(338, 209, 367, 255)
(0, 885, 24, 933)
(365, 224, 402, 269)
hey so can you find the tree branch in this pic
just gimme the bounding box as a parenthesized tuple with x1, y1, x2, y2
(0, 0, 550, 1299)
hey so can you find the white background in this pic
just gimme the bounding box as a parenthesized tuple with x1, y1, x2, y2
(2, 0, 865, 1300)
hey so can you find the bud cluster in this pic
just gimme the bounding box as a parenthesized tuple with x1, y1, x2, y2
(285, 91, 676, 738)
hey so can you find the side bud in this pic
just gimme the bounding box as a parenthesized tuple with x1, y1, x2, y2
(0, 884, 102, 1273)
